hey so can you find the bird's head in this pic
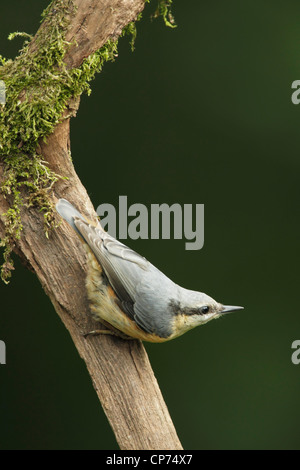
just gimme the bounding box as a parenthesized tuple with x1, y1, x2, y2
(170, 290, 243, 339)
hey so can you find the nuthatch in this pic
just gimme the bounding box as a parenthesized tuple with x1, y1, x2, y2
(56, 199, 243, 342)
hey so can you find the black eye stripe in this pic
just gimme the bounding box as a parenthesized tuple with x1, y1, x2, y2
(169, 300, 212, 317)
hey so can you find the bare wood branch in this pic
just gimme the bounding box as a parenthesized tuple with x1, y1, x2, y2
(0, 0, 183, 450)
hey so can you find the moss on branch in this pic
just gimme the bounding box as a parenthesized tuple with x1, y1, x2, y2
(0, 0, 176, 283)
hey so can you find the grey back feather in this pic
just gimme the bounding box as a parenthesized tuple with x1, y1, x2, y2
(56, 199, 179, 337)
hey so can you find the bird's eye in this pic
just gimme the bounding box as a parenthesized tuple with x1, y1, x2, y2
(200, 306, 210, 315)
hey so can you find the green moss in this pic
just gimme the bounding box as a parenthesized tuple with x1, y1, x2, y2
(0, 0, 176, 283)
(154, 0, 176, 28)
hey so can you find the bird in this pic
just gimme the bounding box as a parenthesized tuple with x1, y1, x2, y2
(56, 198, 243, 342)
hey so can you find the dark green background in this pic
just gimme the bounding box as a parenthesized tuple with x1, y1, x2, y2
(0, 0, 299, 450)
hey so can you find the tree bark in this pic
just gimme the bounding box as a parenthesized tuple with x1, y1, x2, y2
(0, 0, 183, 450)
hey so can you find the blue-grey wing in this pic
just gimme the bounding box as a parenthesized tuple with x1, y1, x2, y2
(73, 217, 175, 337)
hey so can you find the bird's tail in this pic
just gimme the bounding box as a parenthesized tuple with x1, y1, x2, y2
(56, 198, 87, 235)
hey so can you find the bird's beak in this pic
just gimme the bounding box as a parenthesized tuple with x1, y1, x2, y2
(221, 305, 244, 315)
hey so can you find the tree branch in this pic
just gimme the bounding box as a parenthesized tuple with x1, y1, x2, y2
(0, 0, 182, 450)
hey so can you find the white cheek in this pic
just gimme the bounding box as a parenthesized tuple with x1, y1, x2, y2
(188, 314, 211, 327)
(198, 313, 219, 325)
